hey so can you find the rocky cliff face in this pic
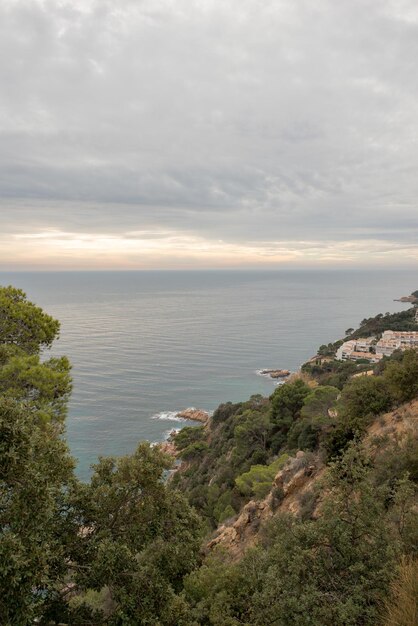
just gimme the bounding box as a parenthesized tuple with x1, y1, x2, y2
(176, 408, 209, 423)
(207, 451, 325, 558)
(206, 400, 418, 560)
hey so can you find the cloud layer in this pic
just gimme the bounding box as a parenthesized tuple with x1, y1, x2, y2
(1, 0, 418, 268)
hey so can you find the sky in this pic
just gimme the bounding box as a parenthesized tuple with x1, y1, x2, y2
(1, 0, 418, 270)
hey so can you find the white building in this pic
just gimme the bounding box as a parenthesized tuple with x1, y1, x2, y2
(375, 330, 418, 357)
(336, 338, 380, 362)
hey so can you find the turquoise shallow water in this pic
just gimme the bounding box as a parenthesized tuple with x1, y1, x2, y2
(0, 269, 415, 479)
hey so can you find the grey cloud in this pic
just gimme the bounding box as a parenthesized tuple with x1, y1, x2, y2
(1, 0, 418, 262)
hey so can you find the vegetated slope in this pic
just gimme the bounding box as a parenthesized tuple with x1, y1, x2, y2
(206, 398, 418, 559)
(171, 342, 418, 532)
(170, 315, 418, 625)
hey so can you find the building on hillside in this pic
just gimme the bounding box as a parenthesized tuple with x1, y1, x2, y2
(336, 338, 381, 362)
(375, 330, 418, 357)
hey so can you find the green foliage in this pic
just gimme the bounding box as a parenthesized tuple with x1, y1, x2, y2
(300, 385, 339, 422)
(383, 349, 418, 403)
(174, 425, 205, 451)
(0, 286, 60, 354)
(286, 418, 321, 451)
(318, 339, 343, 356)
(302, 358, 367, 388)
(0, 398, 75, 625)
(284, 385, 340, 451)
(0, 286, 203, 625)
(0, 355, 71, 423)
(271, 380, 311, 422)
(172, 395, 274, 527)
(233, 409, 271, 462)
(183, 445, 409, 626)
(181, 440, 209, 460)
(218, 505, 236, 524)
(213, 491, 236, 524)
(235, 454, 289, 499)
(353, 308, 416, 338)
(183, 549, 266, 625)
(270, 380, 311, 451)
(212, 401, 243, 424)
(67, 443, 202, 625)
(339, 375, 393, 427)
(0, 287, 75, 625)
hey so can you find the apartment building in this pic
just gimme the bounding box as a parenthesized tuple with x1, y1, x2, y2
(375, 330, 418, 357)
(336, 338, 379, 362)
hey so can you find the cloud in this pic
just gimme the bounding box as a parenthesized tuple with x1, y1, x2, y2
(0, 0, 417, 267)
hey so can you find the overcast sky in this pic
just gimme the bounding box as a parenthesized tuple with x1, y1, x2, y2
(1, 0, 418, 269)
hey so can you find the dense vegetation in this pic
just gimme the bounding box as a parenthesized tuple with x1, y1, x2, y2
(0, 286, 417, 625)
(0, 287, 201, 625)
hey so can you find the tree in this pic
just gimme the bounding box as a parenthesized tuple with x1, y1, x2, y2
(64, 443, 202, 625)
(249, 446, 397, 625)
(0, 354, 71, 424)
(235, 454, 288, 499)
(338, 375, 393, 429)
(0, 286, 60, 354)
(383, 349, 418, 403)
(270, 380, 310, 451)
(0, 398, 75, 626)
(234, 410, 272, 461)
(0, 287, 74, 625)
(300, 385, 339, 422)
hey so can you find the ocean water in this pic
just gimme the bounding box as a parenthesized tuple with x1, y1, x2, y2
(0, 269, 416, 479)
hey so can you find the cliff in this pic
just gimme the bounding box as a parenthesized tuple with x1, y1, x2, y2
(204, 399, 418, 559)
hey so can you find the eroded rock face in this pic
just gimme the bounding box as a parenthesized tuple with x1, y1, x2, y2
(157, 441, 177, 457)
(206, 401, 418, 562)
(207, 452, 323, 559)
(177, 408, 209, 423)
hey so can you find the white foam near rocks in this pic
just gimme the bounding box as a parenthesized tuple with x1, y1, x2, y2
(163, 427, 182, 439)
(151, 410, 185, 422)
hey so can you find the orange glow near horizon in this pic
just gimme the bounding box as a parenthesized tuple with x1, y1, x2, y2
(1, 227, 418, 270)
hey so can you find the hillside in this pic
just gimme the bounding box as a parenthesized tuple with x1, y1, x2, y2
(206, 398, 418, 559)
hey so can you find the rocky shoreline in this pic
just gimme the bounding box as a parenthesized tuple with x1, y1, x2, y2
(259, 368, 290, 379)
(156, 408, 210, 458)
(176, 407, 209, 423)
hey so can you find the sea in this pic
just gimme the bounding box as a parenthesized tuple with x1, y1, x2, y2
(0, 269, 415, 480)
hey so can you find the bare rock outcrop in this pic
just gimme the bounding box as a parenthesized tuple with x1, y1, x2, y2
(177, 408, 209, 423)
(260, 369, 291, 379)
(207, 452, 323, 558)
(157, 440, 177, 457)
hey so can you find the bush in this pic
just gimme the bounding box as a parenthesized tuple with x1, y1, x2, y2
(212, 401, 242, 423)
(174, 425, 205, 451)
(235, 455, 289, 499)
(339, 376, 394, 428)
(383, 350, 418, 403)
(180, 440, 209, 460)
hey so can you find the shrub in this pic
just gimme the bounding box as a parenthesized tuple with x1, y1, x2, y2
(235, 455, 289, 499)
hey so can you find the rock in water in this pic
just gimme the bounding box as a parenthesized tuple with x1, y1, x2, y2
(260, 369, 290, 379)
(176, 408, 209, 423)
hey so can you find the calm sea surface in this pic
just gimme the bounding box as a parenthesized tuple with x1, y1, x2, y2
(1, 269, 416, 479)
